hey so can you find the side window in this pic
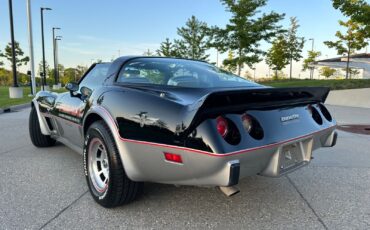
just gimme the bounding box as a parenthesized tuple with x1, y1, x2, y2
(79, 64, 110, 90)
(117, 61, 166, 85)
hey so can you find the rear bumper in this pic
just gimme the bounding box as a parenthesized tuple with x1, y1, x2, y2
(117, 126, 337, 187)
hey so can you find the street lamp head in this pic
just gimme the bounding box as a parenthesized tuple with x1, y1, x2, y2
(56, 36, 63, 39)
(41, 7, 52, 11)
(309, 38, 314, 41)
(53, 27, 61, 30)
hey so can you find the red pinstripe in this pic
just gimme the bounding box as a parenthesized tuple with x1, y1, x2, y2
(97, 106, 336, 157)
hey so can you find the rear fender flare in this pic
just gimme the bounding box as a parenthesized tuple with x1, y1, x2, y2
(83, 106, 134, 179)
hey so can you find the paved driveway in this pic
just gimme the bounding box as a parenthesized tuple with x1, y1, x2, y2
(0, 105, 369, 229)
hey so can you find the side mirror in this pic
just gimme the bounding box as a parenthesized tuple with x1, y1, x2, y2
(65, 82, 79, 92)
(80, 86, 92, 98)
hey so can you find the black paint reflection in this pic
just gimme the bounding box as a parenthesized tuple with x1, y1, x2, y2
(116, 116, 213, 152)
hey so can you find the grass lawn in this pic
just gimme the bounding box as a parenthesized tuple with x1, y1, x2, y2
(0, 86, 66, 109)
(261, 79, 370, 90)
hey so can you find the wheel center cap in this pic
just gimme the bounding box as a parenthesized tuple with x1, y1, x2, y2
(102, 159, 108, 168)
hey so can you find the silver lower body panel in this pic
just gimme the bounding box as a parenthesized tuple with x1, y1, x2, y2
(117, 126, 337, 187)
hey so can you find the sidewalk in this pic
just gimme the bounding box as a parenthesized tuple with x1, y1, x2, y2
(326, 88, 370, 109)
(326, 104, 370, 125)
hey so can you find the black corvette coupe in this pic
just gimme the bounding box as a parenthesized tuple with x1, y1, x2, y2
(29, 56, 337, 207)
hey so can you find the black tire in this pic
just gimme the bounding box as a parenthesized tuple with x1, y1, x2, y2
(29, 106, 56, 147)
(83, 120, 143, 208)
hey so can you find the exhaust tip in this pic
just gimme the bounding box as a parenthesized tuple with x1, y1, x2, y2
(219, 186, 240, 197)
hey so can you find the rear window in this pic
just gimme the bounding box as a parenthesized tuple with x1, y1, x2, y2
(116, 58, 259, 88)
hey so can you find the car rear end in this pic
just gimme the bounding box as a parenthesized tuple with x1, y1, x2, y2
(120, 87, 337, 189)
(185, 103, 336, 182)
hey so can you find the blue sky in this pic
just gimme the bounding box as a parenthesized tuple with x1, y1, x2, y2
(1, 0, 365, 78)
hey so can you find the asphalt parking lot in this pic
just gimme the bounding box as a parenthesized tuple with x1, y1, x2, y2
(0, 105, 369, 230)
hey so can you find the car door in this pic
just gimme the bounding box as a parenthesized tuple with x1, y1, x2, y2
(53, 63, 110, 148)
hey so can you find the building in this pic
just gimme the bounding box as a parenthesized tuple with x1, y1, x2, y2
(315, 53, 370, 79)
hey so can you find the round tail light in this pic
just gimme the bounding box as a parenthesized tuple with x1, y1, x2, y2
(318, 103, 332, 121)
(242, 114, 253, 133)
(216, 116, 228, 137)
(307, 104, 323, 125)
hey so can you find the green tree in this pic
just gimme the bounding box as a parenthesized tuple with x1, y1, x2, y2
(0, 49, 3, 66)
(177, 15, 210, 61)
(320, 66, 337, 78)
(223, 50, 238, 73)
(243, 70, 253, 80)
(332, 0, 370, 37)
(286, 17, 305, 80)
(0, 41, 29, 67)
(76, 65, 88, 80)
(0, 68, 11, 86)
(58, 64, 65, 73)
(59, 65, 88, 85)
(302, 51, 321, 79)
(157, 38, 176, 57)
(324, 20, 368, 79)
(49, 64, 65, 84)
(349, 68, 360, 78)
(18, 72, 30, 85)
(143, 49, 154, 56)
(265, 35, 290, 78)
(0, 68, 29, 86)
(210, 0, 285, 76)
(37, 61, 50, 78)
(172, 39, 188, 58)
(61, 68, 77, 85)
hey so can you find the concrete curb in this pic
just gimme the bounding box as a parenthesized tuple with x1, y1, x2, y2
(326, 88, 370, 109)
(0, 103, 31, 114)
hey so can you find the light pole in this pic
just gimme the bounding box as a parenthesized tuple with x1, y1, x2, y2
(52, 27, 60, 86)
(309, 38, 314, 79)
(8, 0, 17, 88)
(309, 38, 314, 51)
(216, 49, 219, 67)
(26, 0, 36, 96)
(7, 0, 23, 98)
(40, 7, 52, 91)
(253, 67, 256, 82)
(55, 36, 62, 86)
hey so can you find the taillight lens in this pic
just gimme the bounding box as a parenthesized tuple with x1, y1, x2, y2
(242, 114, 252, 132)
(241, 114, 264, 140)
(318, 103, 332, 121)
(307, 104, 313, 114)
(307, 104, 323, 125)
(164, 152, 183, 163)
(216, 116, 228, 137)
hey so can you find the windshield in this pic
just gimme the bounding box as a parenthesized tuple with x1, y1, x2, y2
(116, 58, 260, 88)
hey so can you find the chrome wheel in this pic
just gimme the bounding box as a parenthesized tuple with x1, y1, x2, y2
(88, 138, 109, 193)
